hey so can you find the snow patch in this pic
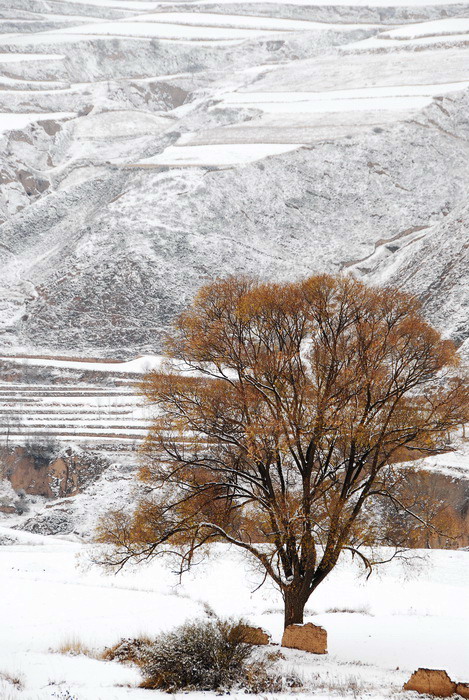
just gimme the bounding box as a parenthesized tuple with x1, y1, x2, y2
(135, 142, 303, 166)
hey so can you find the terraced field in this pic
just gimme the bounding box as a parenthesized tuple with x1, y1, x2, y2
(0, 384, 150, 443)
(2, 3, 469, 163)
(0, 356, 160, 449)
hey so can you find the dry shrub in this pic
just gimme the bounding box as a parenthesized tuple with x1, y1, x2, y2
(139, 617, 302, 693)
(140, 618, 252, 691)
(101, 636, 153, 666)
(240, 660, 303, 694)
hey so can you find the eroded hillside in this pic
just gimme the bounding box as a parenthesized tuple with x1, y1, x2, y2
(0, 0, 468, 356)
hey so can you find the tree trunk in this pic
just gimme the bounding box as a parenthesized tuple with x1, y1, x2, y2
(284, 588, 308, 628)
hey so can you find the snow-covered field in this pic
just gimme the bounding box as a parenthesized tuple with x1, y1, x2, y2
(0, 529, 467, 700)
(0, 355, 164, 375)
(0, 113, 76, 136)
(0, 373, 151, 443)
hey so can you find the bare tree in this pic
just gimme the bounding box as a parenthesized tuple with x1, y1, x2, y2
(96, 275, 468, 628)
(379, 469, 468, 549)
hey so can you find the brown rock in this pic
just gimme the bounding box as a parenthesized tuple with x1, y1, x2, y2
(456, 683, 469, 699)
(0, 505, 16, 514)
(239, 624, 271, 645)
(281, 623, 327, 654)
(403, 668, 456, 697)
(3, 445, 108, 498)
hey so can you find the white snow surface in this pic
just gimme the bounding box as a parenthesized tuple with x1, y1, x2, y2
(381, 18, 469, 39)
(221, 83, 469, 102)
(0, 53, 65, 63)
(345, 32, 469, 52)
(221, 92, 436, 113)
(136, 142, 303, 166)
(0, 536, 467, 698)
(421, 448, 469, 479)
(0, 354, 165, 373)
(58, 0, 161, 7)
(130, 12, 381, 30)
(191, 0, 464, 4)
(49, 20, 318, 41)
(0, 112, 75, 134)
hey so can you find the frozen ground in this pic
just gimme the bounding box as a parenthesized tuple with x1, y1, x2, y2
(0, 531, 467, 700)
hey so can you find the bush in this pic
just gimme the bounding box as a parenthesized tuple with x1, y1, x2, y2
(239, 660, 303, 694)
(141, 618, 253, 691)
(139, 617, 301, 693)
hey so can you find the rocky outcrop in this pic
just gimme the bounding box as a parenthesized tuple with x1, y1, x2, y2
(2, 445, 109, 498)
(20, 508, 75, 535)
(403, 669, 457, 697)
(239, 625, 271, 645)
(281, 623, 327, 654)
(0, 477, 24, 514)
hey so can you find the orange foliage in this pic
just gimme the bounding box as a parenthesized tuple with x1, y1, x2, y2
(97, 274, 468, 627)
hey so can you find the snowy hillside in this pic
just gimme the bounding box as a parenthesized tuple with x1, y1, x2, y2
(0, 0, 469, 357)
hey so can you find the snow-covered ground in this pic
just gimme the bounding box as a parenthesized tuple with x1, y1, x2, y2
(136, 142, 303, 166)
(0, 382, 151, 443)
(417, 441, 469, 481)
(0, 112, 76, 135)
(0, 354, 165, 374)
(0, 531, 467, 699)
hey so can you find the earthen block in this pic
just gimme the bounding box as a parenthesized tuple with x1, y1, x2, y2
(239, 624, 271, 645)
(403, 668, 456, 697)
(281, 622, 327, 654)
(456, 683, 469, 699)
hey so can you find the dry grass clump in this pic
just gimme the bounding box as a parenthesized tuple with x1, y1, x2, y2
(310, 672, 374, 697)
(326, 605, 372, 615)
(264, 649, 286, 662)
(54, 636, 96, 657)
(0, 671, 24, 690)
